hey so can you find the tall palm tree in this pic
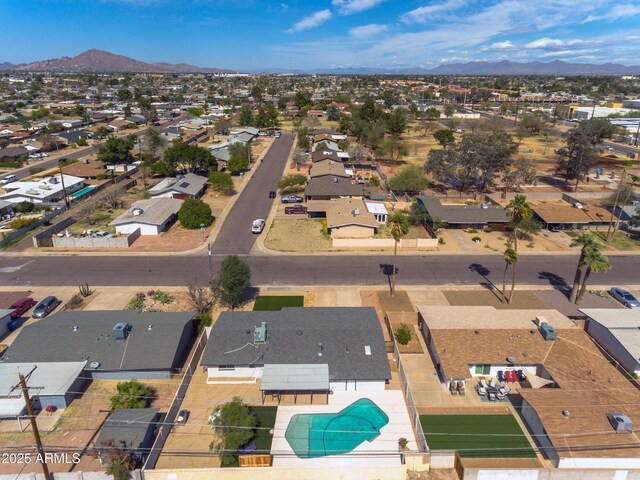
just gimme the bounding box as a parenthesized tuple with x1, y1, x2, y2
(505, 194, 534, 303)
(388, 218, 406, 298)
(569, 232, 598, 303)
(575, 249, 611, 304)
(502, 246, 518, 303)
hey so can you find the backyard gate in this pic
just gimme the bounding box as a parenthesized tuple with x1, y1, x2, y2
(238, 454, 271, 467)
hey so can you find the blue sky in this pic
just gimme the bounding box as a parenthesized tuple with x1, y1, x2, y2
(1, 0, 640, 70)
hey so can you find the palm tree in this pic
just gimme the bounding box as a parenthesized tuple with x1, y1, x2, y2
(569, 232, 598, 303)
(575, 248, 611, 304)
(502, 246, 518, 303)
(505, 194, 535, 303)
(387, 213, 408, 297)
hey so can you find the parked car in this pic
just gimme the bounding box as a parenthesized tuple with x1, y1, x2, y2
(269, 191, 276, 199)
(32, 296, 59, 319)
(281, 195, 303, 204)
(275, 132, 282, 138)
(285, 205, 308, 215)
(251, 219, 266, 234)
(8, 297, 36, 320)
(604, 146, 614, 151)
(610, 288, 640, 308)
(177, 409, 189, 424)
(0, 175, 16, 185)
(28, 153, 48, 159)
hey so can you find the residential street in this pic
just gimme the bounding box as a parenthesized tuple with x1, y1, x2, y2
(211, 132, 295, 254)
(0, 253, 638, 287)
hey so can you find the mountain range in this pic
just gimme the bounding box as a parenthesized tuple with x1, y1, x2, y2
(2, 49, 640, 76)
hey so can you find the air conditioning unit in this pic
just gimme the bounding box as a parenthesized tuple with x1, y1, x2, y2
(539, 322, 557, 341)
(608, 413, 633, 432)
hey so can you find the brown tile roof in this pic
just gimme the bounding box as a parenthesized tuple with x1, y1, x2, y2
(532, 203, 610, 224)
(310, 160, 349, 178)
(325, 198, 379, 229)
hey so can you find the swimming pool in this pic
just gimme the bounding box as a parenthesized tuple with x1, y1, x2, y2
(284, 398, 389, 459)
(71, 186, 96, 199)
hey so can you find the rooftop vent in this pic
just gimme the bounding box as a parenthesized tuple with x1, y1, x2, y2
(480, 203, 489, 209)
(608, 413, 633, 432)
(73, 325, 79, 332)
(562, 410, 570, 418)
(88, 361, 101, 370)
(352, 208, 360, 217)
(112, 322, 131, 340)
(507, 356, 516, 364)
(317, 342, 323, 357)
(332, 177, 338, 183)
(540, 322, 557, 341)
(254, 322, 267, 343)
(49, 177, 59, 184)
(132, 208, 144, 216)
(148, 324, 153, 331)
(365, 345, 372, 356)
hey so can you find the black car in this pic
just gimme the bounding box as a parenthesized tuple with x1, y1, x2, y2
(32, 296, 59, 319)
(269, 191, 276, 198)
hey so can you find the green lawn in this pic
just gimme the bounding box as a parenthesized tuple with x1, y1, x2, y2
(251, 406, 277, 452)
(253, 296, 304, 311)
(420, 414, 536, 458)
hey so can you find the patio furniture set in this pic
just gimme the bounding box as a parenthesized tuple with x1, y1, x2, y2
(474, 369, 526, 402)
(449, 380, 466, 396)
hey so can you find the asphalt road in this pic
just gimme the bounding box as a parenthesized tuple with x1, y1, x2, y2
(1, 253, 638, 287)
(211, 133, 295, 254)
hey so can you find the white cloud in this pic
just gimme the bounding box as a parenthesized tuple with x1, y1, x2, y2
(349, 23, 389, 39)
(583, 3, 640, 23)
(332, 0, 387, 15)
(525, 37, 566, 49)
(401, 0, 468, 23)
(286, 9, 332, 33)
(489, 41, 515, 49)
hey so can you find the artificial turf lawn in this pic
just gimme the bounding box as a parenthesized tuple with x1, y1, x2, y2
(253, 295, 304, 311)
(419, 414, 536, 458)
(251, 406, 278, 452)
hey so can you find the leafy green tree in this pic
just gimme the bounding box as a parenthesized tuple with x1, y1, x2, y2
(16, 201, 35, 214)
(385, 109, 407, 137)
(424, 107, 441, 121)
(358, 95, 379, 122)
(97, 135, 136, 164)
(143, 127, 167, 159)
(95, 125, 110, 137)
(326, 105, 340, 121)
(433, 129, 455, 148)
(277, 174, 307, 193)
(293, 91, 312, 109)
(157, 140, 216, 176)
(381, 137, 408, 162)
(395, 323, 413, 345)
(211, 255, 251, 310)
(555, 128, 599, 191)
(443, 104, 454, 118)
(239, 105, 253, 127)
(408, 202, 430, 227)
(178, 198, 213, 229)
(503, 157, 538, 191)
(209, 171, 235, 195)
(138, 96, 156, 125)
(210, 397, 257, 467)
(109, 380, 153, 412)
(388, 165, 428, 193)
(226, 143, 250, 175)
(505, 195, 538, 303)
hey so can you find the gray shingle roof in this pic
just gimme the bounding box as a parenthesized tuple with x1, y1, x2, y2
(418, 195, 509, 224)
(95, 408, 159, 451)
(305, 176, 365, 198)
(2, 311, 195, 372)
(149, 173, 207, 197)
(201, 307, 391, 382)
(110, 198, 182, 227)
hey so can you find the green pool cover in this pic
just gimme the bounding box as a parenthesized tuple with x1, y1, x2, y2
(284, 398, 389, 458)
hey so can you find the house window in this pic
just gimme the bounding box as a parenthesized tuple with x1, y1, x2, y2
(474, 364, 490, 375)
(218, 365, 235, 371)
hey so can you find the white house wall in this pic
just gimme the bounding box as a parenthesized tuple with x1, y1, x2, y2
(558, 458, 640, 469)
(330, 380, 386, 392)
(467, 365, 538, 378)
(115, 223, 160, 236)
(587, 321, 640, 376)
(207, 366, 262, 383)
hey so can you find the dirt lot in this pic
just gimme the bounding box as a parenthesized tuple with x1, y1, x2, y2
(264, 218, 333, 252)
(443, 290, 547, 309)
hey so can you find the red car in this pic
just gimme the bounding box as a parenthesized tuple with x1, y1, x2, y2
(8, 298, 36, 320)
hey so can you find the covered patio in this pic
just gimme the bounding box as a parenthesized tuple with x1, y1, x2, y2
(260, 364, 331, 405)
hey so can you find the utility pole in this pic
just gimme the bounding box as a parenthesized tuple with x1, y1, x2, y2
(634, 122, 640, 147)
(58, 159, 70, 208)
(10, 369, 50, 480)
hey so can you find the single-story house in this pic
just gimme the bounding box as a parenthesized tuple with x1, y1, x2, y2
(1, 311, 196, 380)
(229, 126, 259, 138)
(201, 307, 391, 401)
(148, 173, 207, 199)
(56, 129, 91, 145)
(312, 139, 339, 152)
(531, 202, 611, 229)
(1, 175, 85, 204)
(311, 150, 346, 164)
(0, 146, 28, 160)
(312, 129, 348, 142)
(95, 408, 159, 464)
(61, 159, 107, 179)
(125, 115, 146, 125)
(108, 119, 133, 131)
(0, 362, 87, 421)
(231, 132, 255, 144)
(110, 198, 182, 236)
(305, 176, 365, 201)
(608, 205, 639, 229)
(307, 198, 382, 238)
(0, 199, 14, 217)
(581, 308, 640, 377)
(309, 160, 350, 179)
(417, 195, 509, 229)
(60, 119, 84, 129)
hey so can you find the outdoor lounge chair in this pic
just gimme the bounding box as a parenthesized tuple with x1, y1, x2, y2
(450, 382, 458, 395)
(488, 392, 497, 402)
(477, 386, 487, 396)
(499, 385, 511, 395)
(517, 369, 526, 381)
(457, 381, 466, 396)
(489, 378, 498, 389)
(497, 370, 506, 383)
(506, 370, 517, 382)
(480, 379, 488, 389)
(496, 392, 506, 401)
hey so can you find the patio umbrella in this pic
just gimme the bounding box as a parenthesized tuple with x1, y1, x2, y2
(527, 373, 554, 389)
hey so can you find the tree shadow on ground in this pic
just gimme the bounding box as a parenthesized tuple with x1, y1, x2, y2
(379, 263, 398, 293)
(468, 263, 503, 302)
(538, 271, 571, 299)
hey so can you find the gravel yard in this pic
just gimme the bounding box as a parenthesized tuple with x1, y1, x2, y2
(264, 219, 332, 252)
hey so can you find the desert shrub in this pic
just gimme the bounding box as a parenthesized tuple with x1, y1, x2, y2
(10, 217, 37, 230)
(396, 323, 413, 345)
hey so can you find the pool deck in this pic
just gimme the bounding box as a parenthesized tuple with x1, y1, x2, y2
(271, 390, 416, 468)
